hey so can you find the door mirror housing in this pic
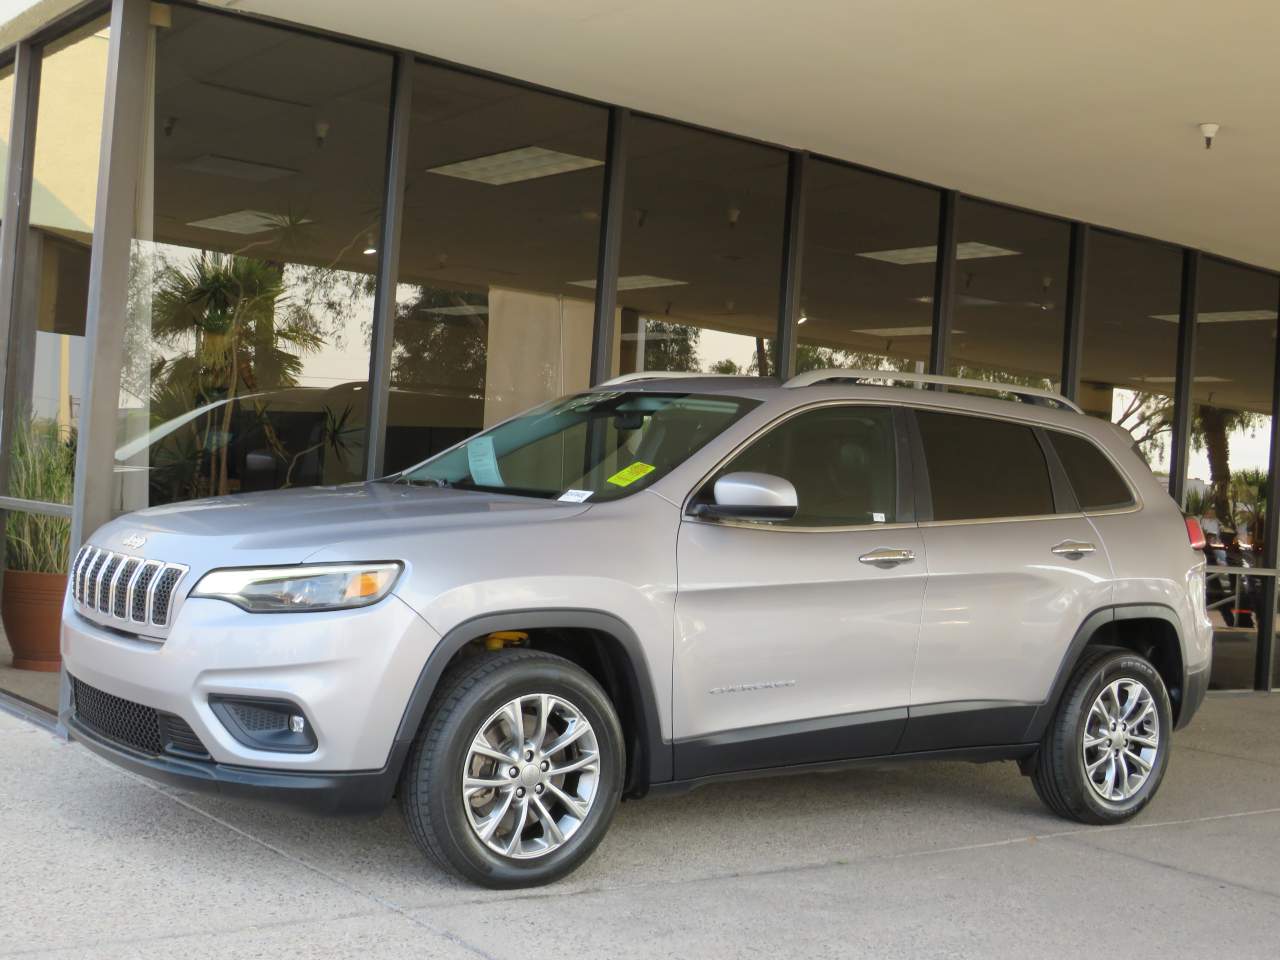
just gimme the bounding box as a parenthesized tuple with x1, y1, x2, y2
(692, 471, 798, 521)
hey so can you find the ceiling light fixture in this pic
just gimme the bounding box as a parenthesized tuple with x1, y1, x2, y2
(1152, 310, 1277, 324)
(186, 210, 311, 235)
(1199, 122, 1219, 150)
(859, 241, 1020, 265)
(569, 275, 688, 291)
(179, 154, 299, 182)
(428, 146, 603, 185)
(363, 233, 377, 255)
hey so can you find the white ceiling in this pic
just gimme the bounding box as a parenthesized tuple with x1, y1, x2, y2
(203, 0, 1280, 273)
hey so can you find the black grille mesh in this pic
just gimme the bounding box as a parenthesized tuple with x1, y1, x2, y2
(228, 702, 290, 733)
(71, 676, 163, 754)
(112, 559, 140, 618)
(132, 563, 159, 622)
(85, 552, 109, 609)
(71, 676, 209, 759)
(151, 568, 183, 626)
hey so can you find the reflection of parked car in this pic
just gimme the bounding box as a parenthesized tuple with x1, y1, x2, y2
(68, 369, 1213, 888)
(1202, 530, 1262, 628)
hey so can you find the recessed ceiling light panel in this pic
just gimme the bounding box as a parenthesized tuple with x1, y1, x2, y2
(186, 209, 311, 235)
(429, 146, 603, 185)
(858, 241, 1020, 265)
(569, 275, 688, 291)
(179, 154, 299, 182)
(1151, 310, 1278, 324)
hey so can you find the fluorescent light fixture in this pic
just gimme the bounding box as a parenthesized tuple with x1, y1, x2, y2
(1151, 310, 1278, 324)
(428, 146, 603, 185)
(363, 247, 377, 255)
(859, 241, 1020, 265)
(854, 326, 933, 338)
(423, 304, 489, 317)
(912, 295, 1001, 307)
(853, 325, 967, 338)
(1138, 375, 1231, 384)
(179, 154, 299, 182)
(569, 275, 688, 291)
(186, 210, 311, 235)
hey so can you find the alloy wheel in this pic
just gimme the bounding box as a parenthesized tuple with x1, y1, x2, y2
(461, 693, 601, 859)
(1081, 677, 1160, 803)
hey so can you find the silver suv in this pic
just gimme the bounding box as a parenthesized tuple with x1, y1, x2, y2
(62, 370, 1213, 888)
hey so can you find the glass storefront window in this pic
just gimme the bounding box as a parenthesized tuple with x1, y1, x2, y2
(0, 60, 12, 211)
(3, 18, 109, 505)
(114, 7, 393, 510)
(797, 160, 940, 373)
(946, 198, 1070, 388)
(1185, 259, 1278, 691)
(612, 118, 787, 378)
(1077, 231, 1183, 474)
(385, 64, 607, 474)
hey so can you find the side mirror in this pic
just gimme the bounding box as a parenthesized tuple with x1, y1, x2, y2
(692, 471, 798, 521)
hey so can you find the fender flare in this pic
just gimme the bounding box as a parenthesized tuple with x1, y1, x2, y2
(1022, 602, 1187, 742)
(387, 609, 672, 791)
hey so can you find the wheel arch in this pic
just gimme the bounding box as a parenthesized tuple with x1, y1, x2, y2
(390, 609, 672, 797)
(1024, 603, 1189, 742)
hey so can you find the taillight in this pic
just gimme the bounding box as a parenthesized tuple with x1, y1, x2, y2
(1185, 516, 1207, 550)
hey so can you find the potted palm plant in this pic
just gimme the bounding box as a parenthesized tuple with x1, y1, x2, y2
(3, 415, 74, 671)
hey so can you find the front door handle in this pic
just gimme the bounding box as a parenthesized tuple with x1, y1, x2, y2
(859, 547, 916, 567)
(1051, 539, 1096, 559)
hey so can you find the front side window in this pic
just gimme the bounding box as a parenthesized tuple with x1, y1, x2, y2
(400, 392, 758, 501)
(916, 411, 1053, 521)
(1048, 431, 1135, 511)
(700, 406, 899, 526)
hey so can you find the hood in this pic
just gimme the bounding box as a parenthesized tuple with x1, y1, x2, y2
(88, 483, 591, 567)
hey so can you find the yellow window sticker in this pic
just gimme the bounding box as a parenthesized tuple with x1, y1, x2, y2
(606, 462, 656, 487)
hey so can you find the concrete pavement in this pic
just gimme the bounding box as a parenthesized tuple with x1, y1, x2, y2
(1, 693, 1278, 959)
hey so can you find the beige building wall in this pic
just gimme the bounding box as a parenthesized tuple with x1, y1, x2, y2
(482, 287, 595, 427)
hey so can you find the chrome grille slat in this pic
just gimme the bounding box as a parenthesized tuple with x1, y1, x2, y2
(72, 545, 189, 637)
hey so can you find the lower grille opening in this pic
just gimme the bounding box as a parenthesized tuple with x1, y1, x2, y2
(71, 676, 210, 760)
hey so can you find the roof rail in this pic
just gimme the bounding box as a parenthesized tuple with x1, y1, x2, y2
(782, 368, 1083, 414)
(595, 371, 737, 387)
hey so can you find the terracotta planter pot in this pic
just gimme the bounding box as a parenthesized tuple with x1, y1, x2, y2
(2, 569, 67, 672)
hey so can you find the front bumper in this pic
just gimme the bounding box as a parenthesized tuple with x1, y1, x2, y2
(65, 710, 408, 814)
(61, 590, 440, 780)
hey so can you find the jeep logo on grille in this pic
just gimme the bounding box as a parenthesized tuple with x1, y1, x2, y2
(121, 533, 147, 549)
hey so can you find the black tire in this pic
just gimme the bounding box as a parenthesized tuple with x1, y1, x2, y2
(1031, 646, 1173, 824)
(400, 649, 624, 888)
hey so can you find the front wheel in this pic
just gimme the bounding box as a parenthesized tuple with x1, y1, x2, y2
(400, 649, 624, 888)
(1031, 647, 1173, 824)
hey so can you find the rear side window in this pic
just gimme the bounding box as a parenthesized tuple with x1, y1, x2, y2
(1048, 431, 1135, 511)
(915, 411, 1054, 521)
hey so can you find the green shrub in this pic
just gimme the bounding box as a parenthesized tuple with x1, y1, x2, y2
(5, 417, 74, 574)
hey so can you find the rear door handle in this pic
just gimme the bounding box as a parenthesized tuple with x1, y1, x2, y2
(1051, 539, 1096, 559)
(859, 547, 915, 567)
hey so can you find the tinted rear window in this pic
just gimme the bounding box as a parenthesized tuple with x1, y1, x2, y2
(916, 411, 1054, 521)
(1048, 431, 1135, 511)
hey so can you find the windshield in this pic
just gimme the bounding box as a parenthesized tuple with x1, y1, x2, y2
(397, 391, 760, 502)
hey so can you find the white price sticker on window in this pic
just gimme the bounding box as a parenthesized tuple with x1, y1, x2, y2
(558, 489, 594, 503)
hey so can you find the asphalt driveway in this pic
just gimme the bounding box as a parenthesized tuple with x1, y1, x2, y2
(1, 692, 1279, 959)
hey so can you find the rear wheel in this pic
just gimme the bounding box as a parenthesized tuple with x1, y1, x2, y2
(1031, 647, 1172, 824)
(400, 649, 624, 888)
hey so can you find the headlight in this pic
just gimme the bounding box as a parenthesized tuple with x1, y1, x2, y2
(191, 562, 402, 613)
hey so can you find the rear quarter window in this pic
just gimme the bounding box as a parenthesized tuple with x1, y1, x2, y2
(1048, 431, 1135, 511)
